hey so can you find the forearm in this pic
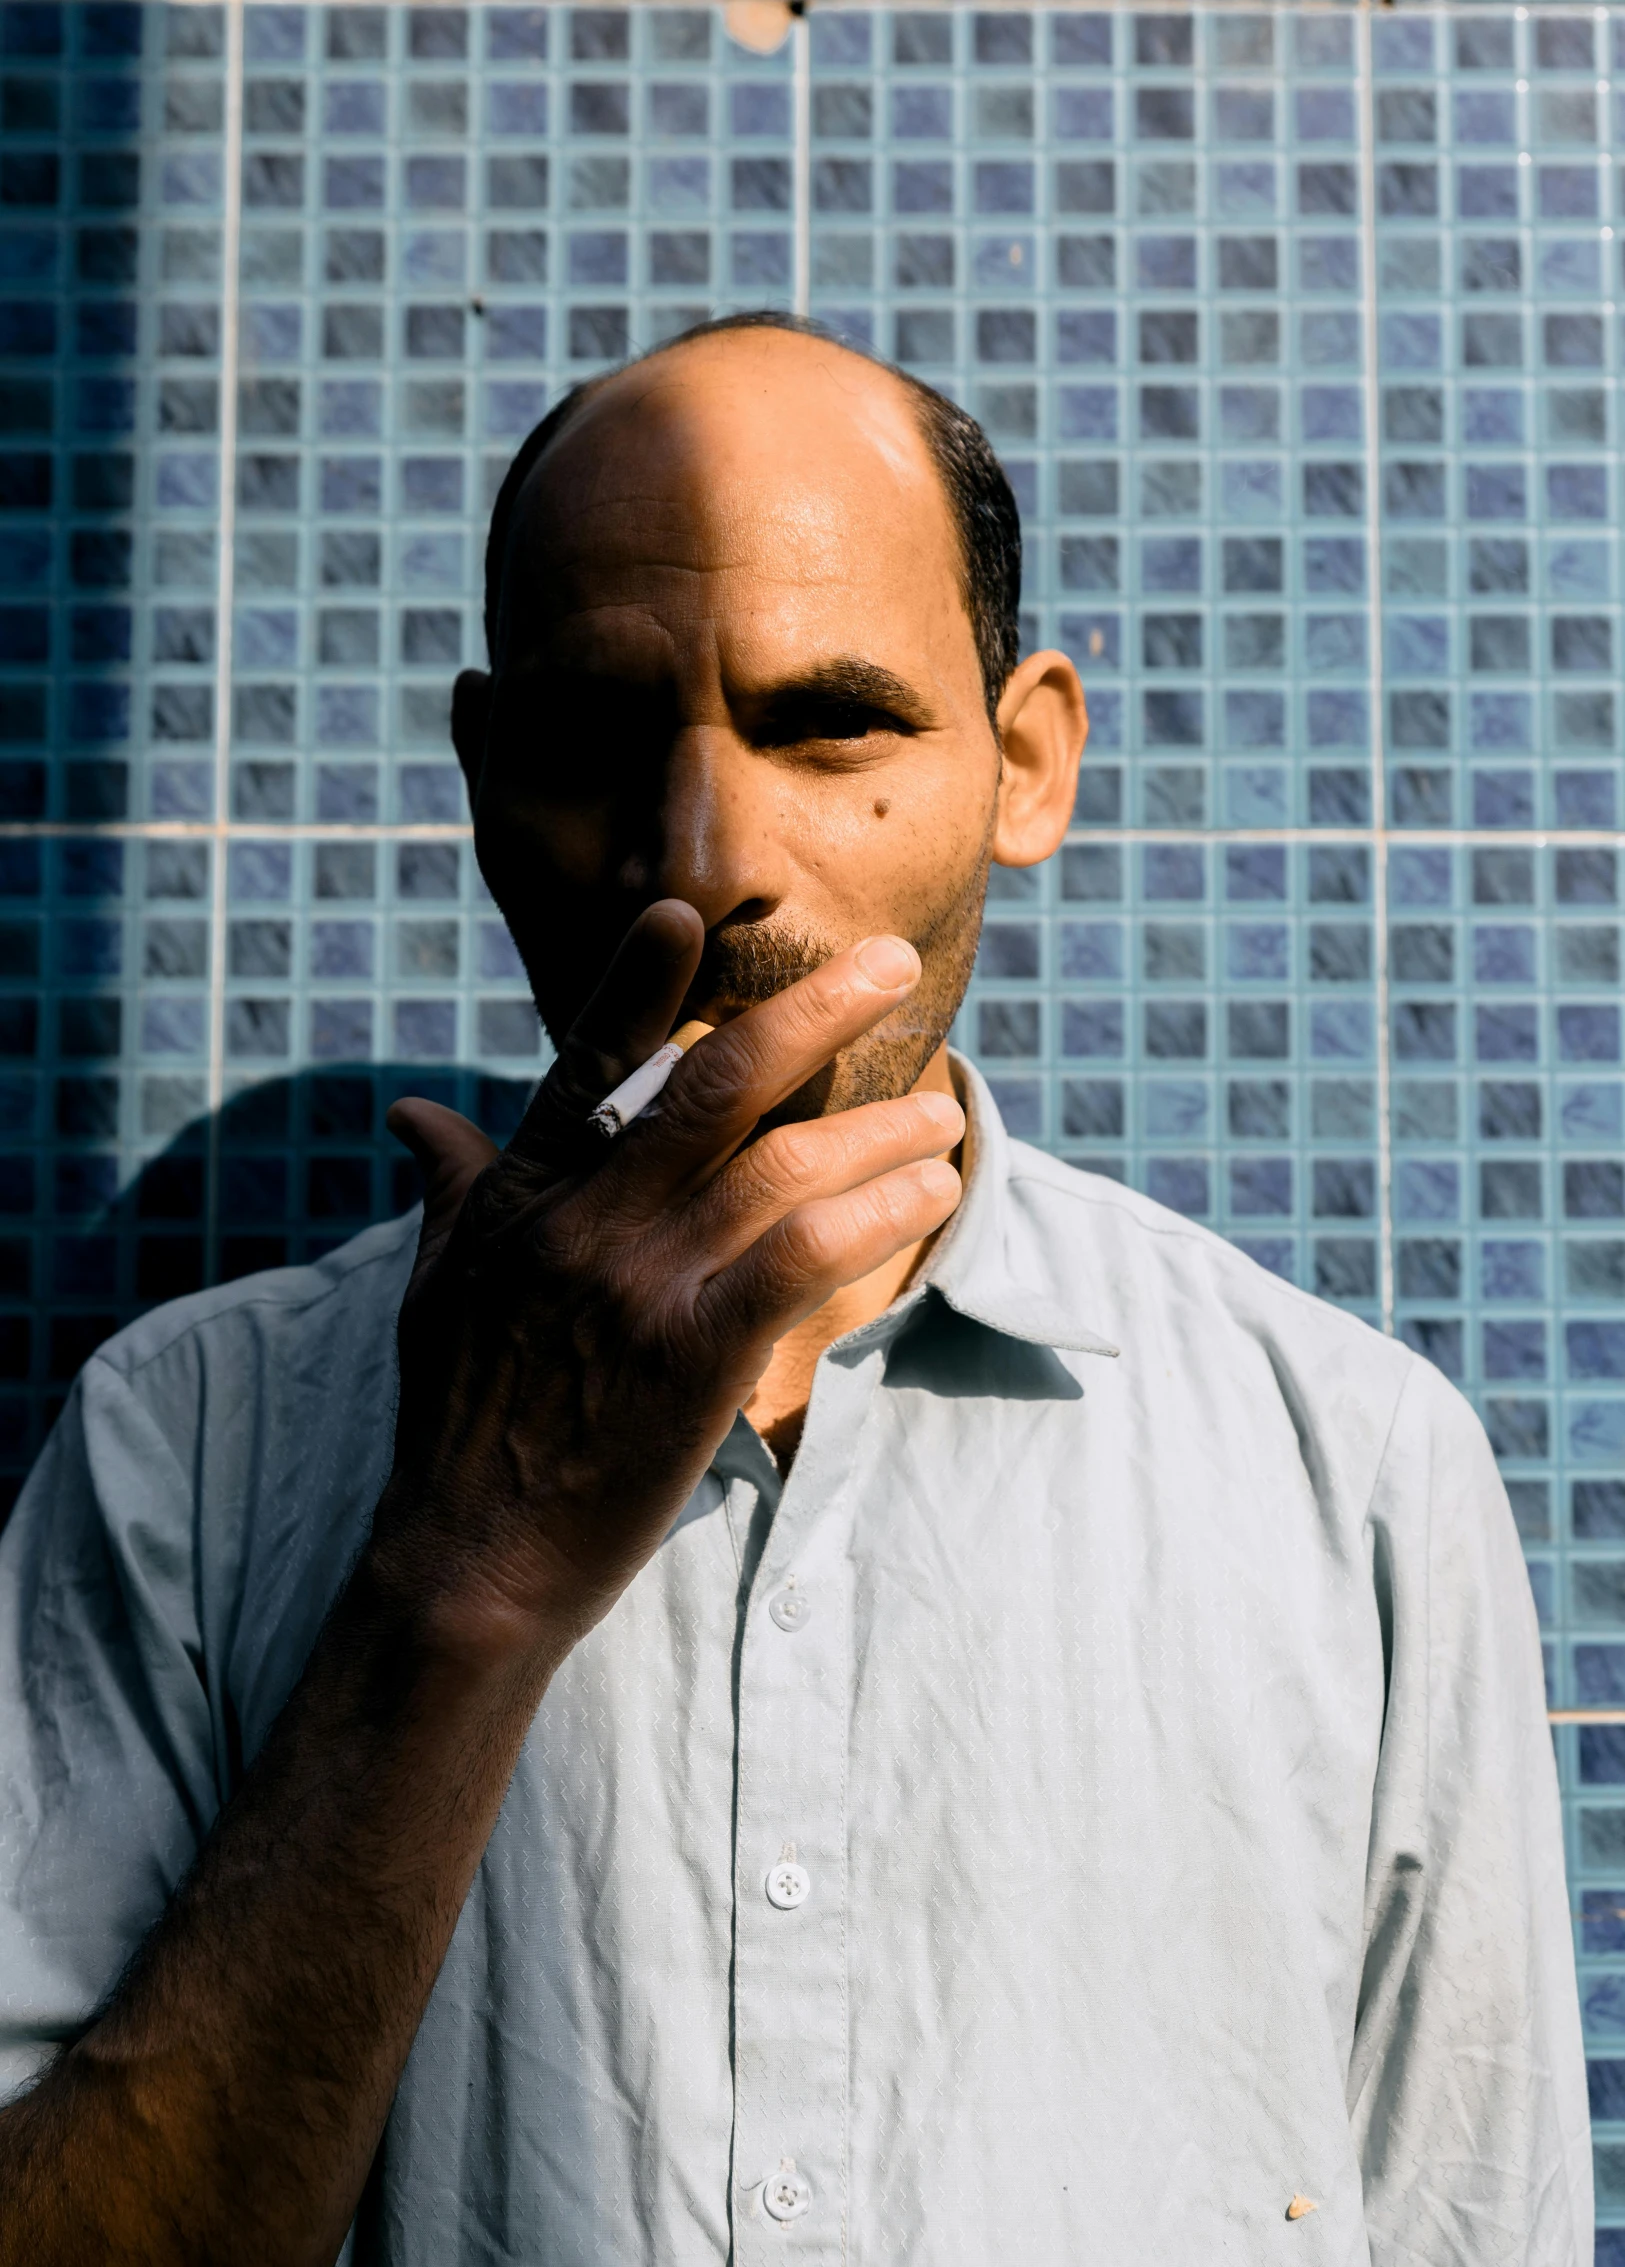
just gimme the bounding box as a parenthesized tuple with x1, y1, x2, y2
(0, 1544, 565, 2267)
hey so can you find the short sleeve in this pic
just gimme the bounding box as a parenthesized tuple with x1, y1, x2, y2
(1352, 1363, 1591, 2264)
(0, 1353, 220, 2104)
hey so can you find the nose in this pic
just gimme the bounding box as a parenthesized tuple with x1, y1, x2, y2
(644, 726, 786, 933)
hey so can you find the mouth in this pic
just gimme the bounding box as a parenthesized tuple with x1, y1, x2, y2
(676, 989, 777, 1034)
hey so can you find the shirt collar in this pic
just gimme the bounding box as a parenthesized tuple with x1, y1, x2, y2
(911, 1053, 1120, 1360)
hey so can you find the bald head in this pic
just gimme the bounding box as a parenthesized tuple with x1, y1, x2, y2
(483, 316, 1022, 722)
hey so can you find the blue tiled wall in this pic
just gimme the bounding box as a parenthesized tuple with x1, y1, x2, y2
(0, 0, 1622, 2225)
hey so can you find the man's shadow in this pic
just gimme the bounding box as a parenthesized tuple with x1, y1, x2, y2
(24, 1065, 537, 1515)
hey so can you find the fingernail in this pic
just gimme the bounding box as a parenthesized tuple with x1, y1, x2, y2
(855, 935, 919, 989)
(919, 1093, 964, 1131)
(916, 1160, 960, 1199)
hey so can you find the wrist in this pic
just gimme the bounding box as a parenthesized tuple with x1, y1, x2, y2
(349, 1495, 595, 1687)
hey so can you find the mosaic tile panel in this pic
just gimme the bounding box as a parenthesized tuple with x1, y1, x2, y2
(0, 1, 1623, 2231)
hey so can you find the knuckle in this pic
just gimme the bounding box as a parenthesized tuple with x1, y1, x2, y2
(879, 1167, 935, 1228)
(780, 1207, 842, 1279)
(852, 1100, 919, 1164)
(526, 1207, 579, 1278)
(531, 1058, 601, 1129)
(552, 1028, 626, 1103)
(874, 1163, 916, 1213)
(457, 1162, 582, 1281)
(458, 1160, 517, 1246)
(662, 1033, 745, 1124)
(755, 1124, 826, 1197)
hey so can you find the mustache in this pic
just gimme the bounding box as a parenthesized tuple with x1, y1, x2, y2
(685, 918, 918, 1128)
(689, 921, 844, 1010)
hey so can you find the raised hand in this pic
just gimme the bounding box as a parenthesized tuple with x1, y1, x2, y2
(377, 897, 964, 1657)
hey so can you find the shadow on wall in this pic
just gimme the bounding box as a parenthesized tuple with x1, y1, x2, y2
(0, 0, 167, 1520)
(3, 1064, 536, 1529)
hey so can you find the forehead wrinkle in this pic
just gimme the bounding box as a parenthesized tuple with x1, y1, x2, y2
(521, 483, 703, 578)
(501, 596, 677, 683)
(510, 594, 739, 715)
(523, 483, 874, 612)
(507, 544, 828, 676)
(499, 529, 704, 668)
(522, 494, 932, 666)
(528, 493, 952, 660)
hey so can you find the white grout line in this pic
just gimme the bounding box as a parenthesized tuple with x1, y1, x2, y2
(1354, 0, 1395, 1339)
(9, 823, 1625, 847)
(203, 0, 245, 1283)
(791, 4, 812, 319)
(4, 823, 480, 840)
(1046, 829, 1625, 851)
(791, 0, 1622, 10)
(149, 0, 1625, 11)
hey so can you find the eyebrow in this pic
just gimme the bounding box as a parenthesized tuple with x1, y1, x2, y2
(500, 652, 940, 728)
(748, 657, 938, 731)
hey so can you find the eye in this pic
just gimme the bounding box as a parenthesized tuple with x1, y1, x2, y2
(756, 698, 909, 749)
(817, 702, 895, 741)
(524, 679, 678, 765)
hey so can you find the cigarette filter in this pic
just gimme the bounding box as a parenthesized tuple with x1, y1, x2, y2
(588, 1020, 715, 1138)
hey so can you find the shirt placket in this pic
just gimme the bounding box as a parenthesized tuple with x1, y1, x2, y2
(728, 1337, 889, 2266)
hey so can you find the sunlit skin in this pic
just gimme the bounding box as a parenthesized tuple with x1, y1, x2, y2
(0, 328, 1089, 2264)
(450, 326, 1087, 1458)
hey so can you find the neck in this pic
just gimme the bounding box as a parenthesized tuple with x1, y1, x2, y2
(743, 1045, 963, 1471)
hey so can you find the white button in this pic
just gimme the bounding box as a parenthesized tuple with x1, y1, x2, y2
(764, 1859, 811, 1910)
(763, 2164, 812, 2223)
(768, 1586, 810, 1632)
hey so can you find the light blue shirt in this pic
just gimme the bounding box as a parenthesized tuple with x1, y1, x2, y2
(0, 1061, 1589, 2263)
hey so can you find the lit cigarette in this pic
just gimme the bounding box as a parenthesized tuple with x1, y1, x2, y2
(588, 1020, 714, 1138)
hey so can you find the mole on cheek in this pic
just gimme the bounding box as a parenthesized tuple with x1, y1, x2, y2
(873, 798, 890, 819)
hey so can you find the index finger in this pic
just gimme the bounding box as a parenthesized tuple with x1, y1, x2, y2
(504, 899, 704, 1178)
(593, 932, 923, 1211)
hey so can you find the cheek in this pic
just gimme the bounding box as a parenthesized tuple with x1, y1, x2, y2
(786, 754, 994, 918)
(473, 768, 612, 898)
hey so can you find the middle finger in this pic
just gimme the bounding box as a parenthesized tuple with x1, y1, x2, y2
(672, 1088, 965, 1279)
(583, 933, 927, 1221)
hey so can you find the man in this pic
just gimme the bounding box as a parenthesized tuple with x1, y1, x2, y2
(0, 317, 1589, 2264)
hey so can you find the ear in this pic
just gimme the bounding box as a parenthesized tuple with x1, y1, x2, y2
(451, 668, 493, 807)
(990, 650, 1088, 869)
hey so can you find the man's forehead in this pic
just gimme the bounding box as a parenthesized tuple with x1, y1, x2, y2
(512, 333, 958, 568)
(512, 574, 959, 704)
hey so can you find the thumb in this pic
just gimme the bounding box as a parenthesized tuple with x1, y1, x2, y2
(387, 1098, 498, 1265)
